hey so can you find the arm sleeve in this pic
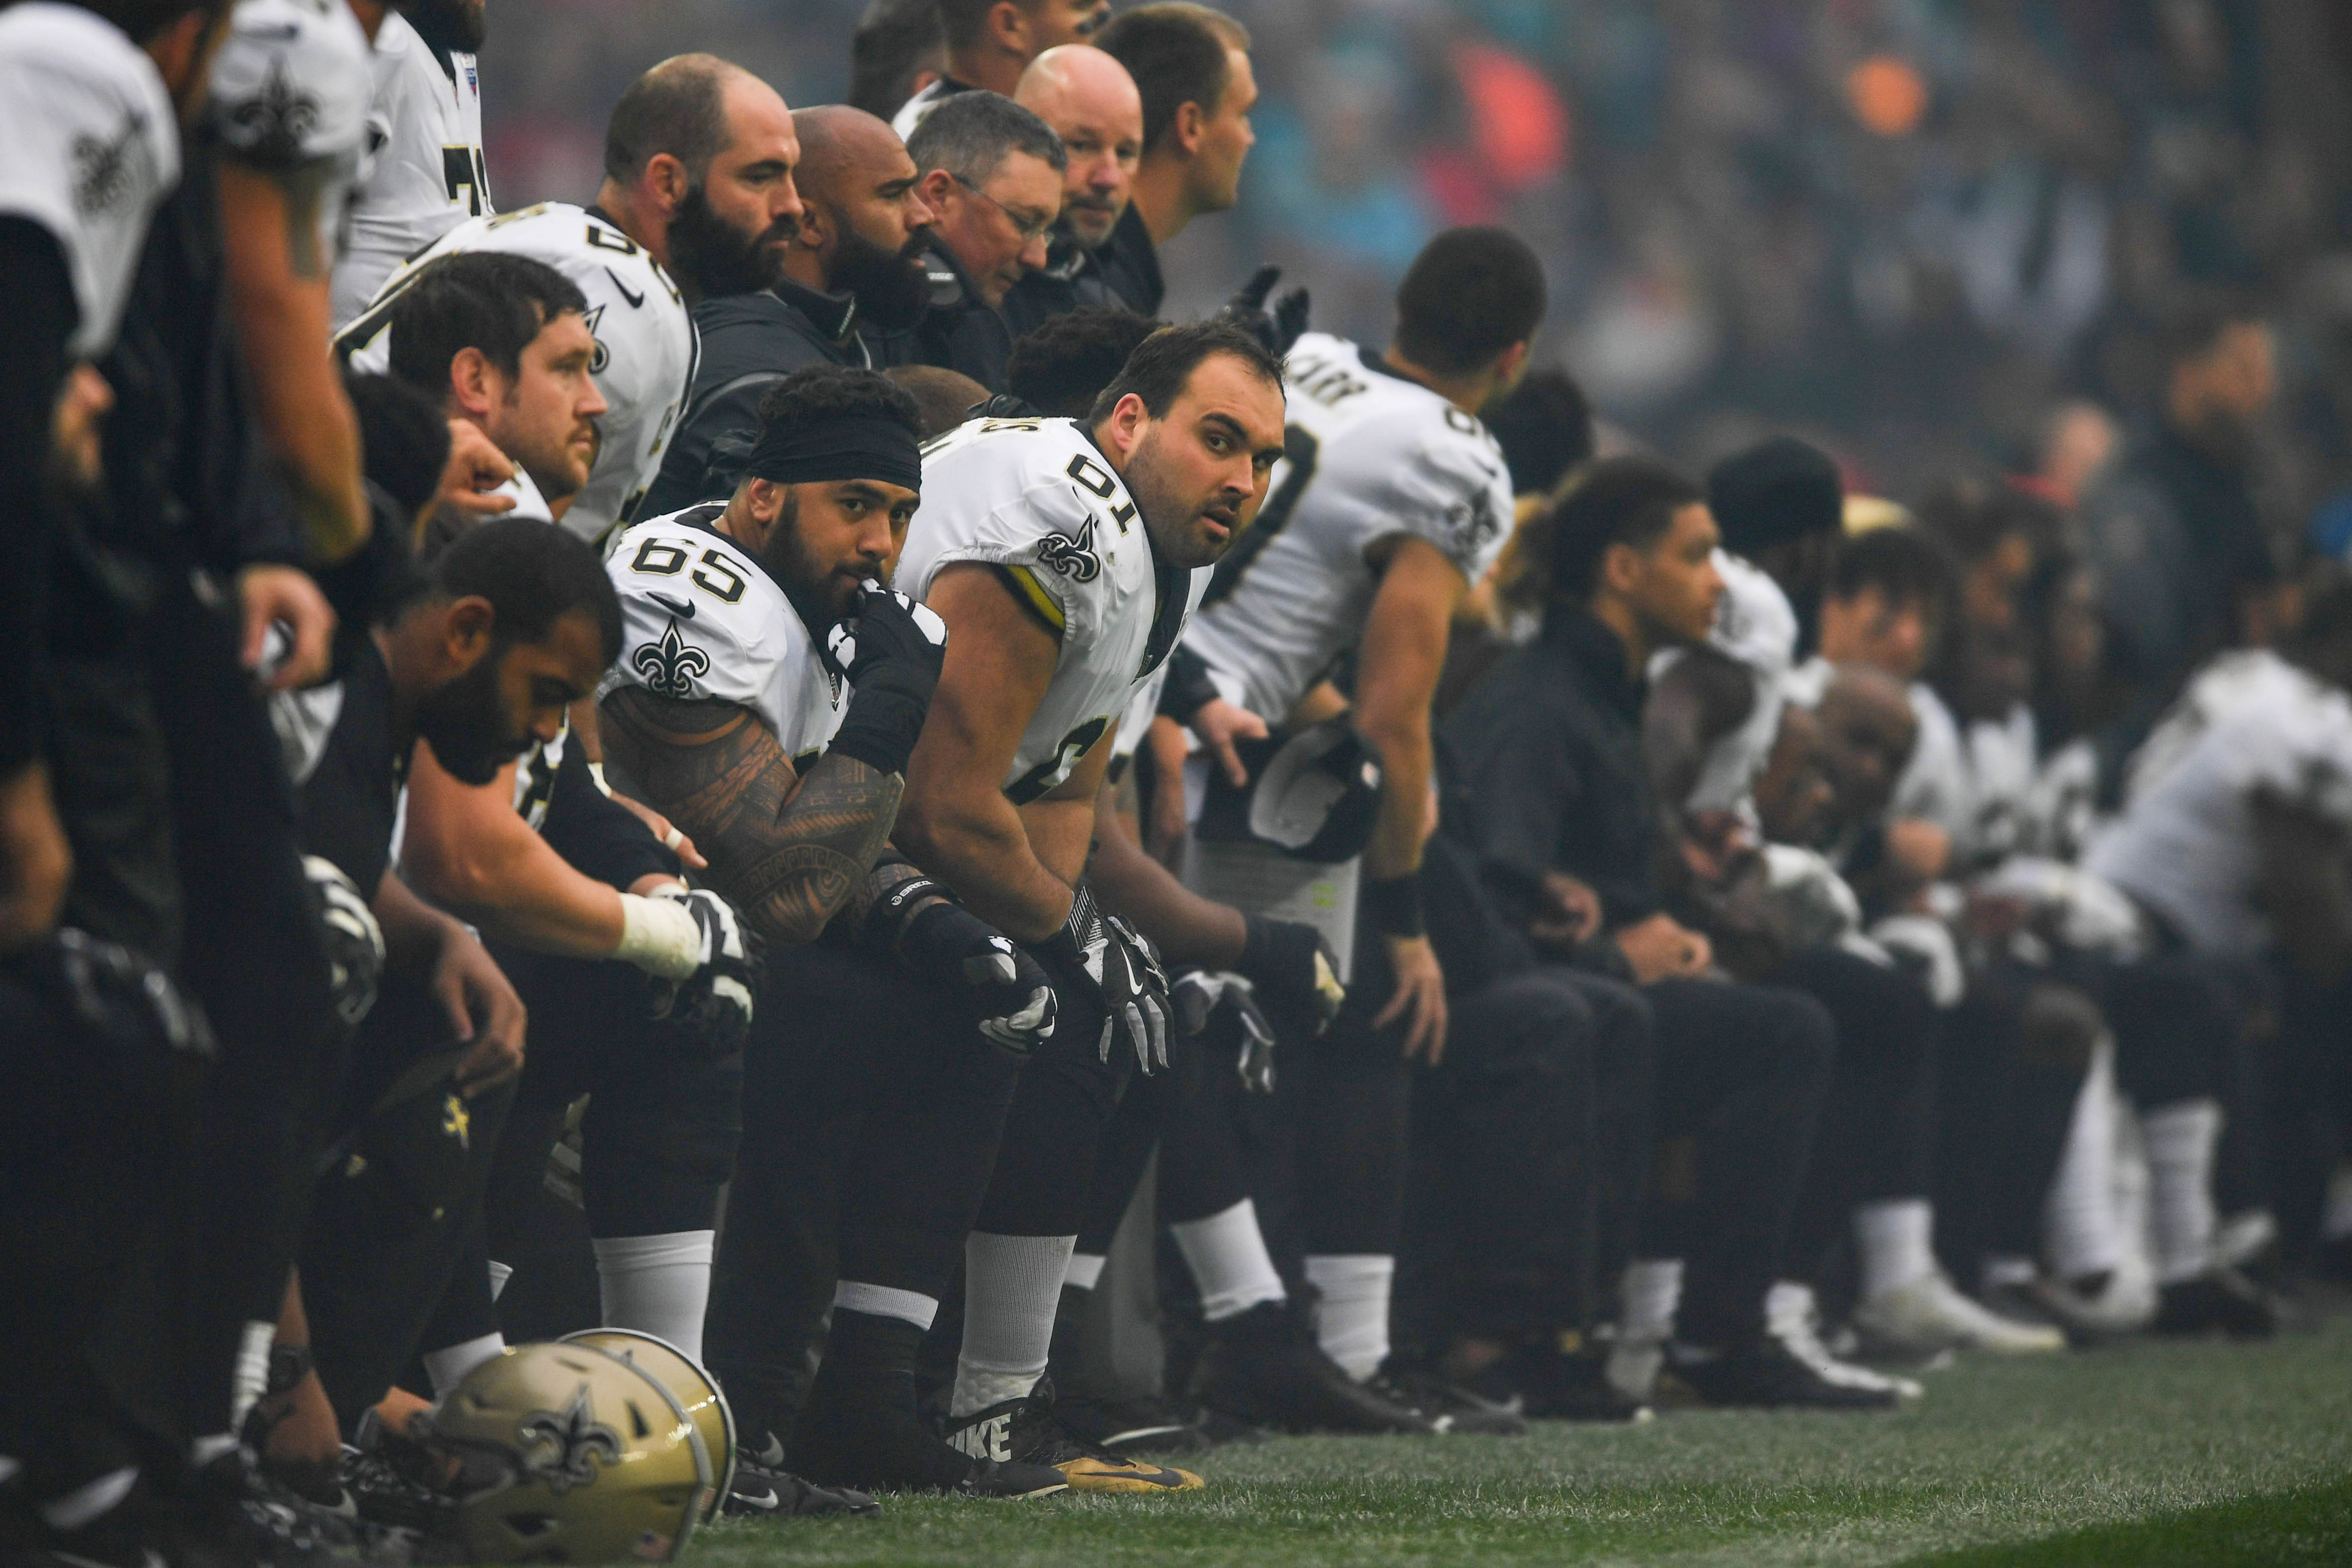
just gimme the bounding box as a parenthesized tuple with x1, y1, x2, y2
(538, 736, 682, 891)
(0, 217, 80, 772)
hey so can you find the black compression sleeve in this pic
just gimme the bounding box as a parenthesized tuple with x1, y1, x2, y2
(0, 219, 80, 773)
(539, 737, 682, 890)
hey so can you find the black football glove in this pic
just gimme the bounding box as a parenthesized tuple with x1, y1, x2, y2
(10, 926, 216, 1062)
(1211, 264, 1311, 359)
(1173, 970, 1277, 1093)
(867, 873, 1058, 1058)
(825, 581, 951, 776)
(1238, 913, 1346, 1035)
(1033, 884, 1171, 1074)
(644, 887, 760, 1058)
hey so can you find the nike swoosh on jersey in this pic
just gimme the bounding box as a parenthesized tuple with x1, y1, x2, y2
(649, 592, 696, 619)
(605, 267, 646, 309)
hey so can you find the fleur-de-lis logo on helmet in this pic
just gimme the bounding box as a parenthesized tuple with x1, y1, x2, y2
(516, 1384, 625, 1493)
(633, 619, 709, 698)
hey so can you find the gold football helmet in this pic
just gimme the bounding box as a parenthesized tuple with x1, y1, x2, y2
(559, 1329, 736, 1522)
(433, 1343, 711, 1563)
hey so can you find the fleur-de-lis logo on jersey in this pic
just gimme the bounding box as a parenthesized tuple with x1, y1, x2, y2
(516, 1385, 625, 1493)
(1035, 517, 1101, 583)
(633, 619, 709, 698)
(226, 58, 321, 167)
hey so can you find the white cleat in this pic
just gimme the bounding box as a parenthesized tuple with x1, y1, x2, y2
(1854, 1272, 2067, 1357)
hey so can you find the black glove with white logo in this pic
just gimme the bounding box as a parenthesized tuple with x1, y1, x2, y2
(1212, 264, 1311, 358)
(1173, 970, 1278, 1093)
(866, 872, 1058, 1059)
(645, 886, 760, 1058)
(825, 579, 950, 776)
(1032, 884, 1171, 1074)
(1238, 913, 1346, 1036)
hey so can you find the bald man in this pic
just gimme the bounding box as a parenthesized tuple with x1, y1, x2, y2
(644, 104, 938, 515)
(1002, 44, 1146, 336)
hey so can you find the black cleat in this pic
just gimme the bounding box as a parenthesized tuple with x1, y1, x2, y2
(1053, 1390, 1214, 1456)
(2153, 1267, 2280, 1339)
(940, 1382, 1202, 1493)
(1370, 1362, 1527, 1435)
(1186, 1301, 1438, 1435)
(790, 1375, 1066, 1498)
(1671, 1336, 1900, 1411)
(723, 1432, 880, 1518)
(1456, 1346, 1654, 1424)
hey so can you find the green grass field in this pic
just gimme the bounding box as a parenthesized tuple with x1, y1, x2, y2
(690, 1317, 2352, 1567)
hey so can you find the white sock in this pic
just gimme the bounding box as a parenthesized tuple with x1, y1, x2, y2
(952, 1233, 1075, 1417)
(2324, 1166, 2352, 1242)
(833, 1280, 936, 1330)
(2046, 1040, 2124, 1281)
(487, 1259, 513, 1302)
(1619, 1259, 1684, 1344)
(41, 1465, 137, 1532)
(1302, 1254, 1392, 1382)
(1981, 1255, 2038, 1291)
(1855, 1197, 1937, 1300)
(424, 1333, 506, 1399)
(594, 1231, 715, 1360)
(1064, 1251, 1107, 1292)
(2143, 1099, 2223, 1285)
(1168, 1198, 1286, 1322)
(227, 1318, 274, 1434)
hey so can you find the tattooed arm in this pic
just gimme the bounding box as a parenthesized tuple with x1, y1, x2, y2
(599, 688, 906, 948)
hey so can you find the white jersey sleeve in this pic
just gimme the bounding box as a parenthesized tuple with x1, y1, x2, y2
(600, 506, 847, 769)
(1182, 332, 1514, 722)
(332, 10, 487, 327)
(0, 3, 179, 357)
(339, 203, 696, 541)
(209, 0, 372, 267)
(899, 417, 1203, 802)
(1892, 681, 1970, 841)
(1650, 550, 1799, 813)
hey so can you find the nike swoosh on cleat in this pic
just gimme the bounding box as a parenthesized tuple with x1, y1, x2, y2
(605, 267, 646, 309)
(1101, 1423, 1191, 1447)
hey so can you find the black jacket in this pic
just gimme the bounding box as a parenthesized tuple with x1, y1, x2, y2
(863, 244, 1015, 392)
(1000, 230, 1135, 339)
(1092, 203, 1164, 317)
(1441, 606, 1667, 936)
(643, 278, 868, 518)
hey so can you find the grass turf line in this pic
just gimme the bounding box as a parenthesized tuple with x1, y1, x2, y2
(690, 1315, 2352, 1567)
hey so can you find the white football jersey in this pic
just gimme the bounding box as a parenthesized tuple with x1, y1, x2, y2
(333, 8, 488, 327)
(209, 0, 372, 263)
(1650, 549, 1799, 813)
(340, 202, 696, 541)
(1183, 332, 1514, 724)
(898, 417, 1203, 803)
(0, 3, 178, 357)
(1892, 680, 1970, 843)
(2124, 648, 2318, 810)
(600, 504, 846, 770)
(1956, 702, 2037, 872)
(2087, 673, 2352, 956)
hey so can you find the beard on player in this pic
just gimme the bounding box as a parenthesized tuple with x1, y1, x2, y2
(1120, 422, 1253, 571)
(668, 181, 795, 301)
(757, 487, 887, 631)
(829, 224, 932, 332)
(413, 649, 532, 784)
(400, 0, 485, 49)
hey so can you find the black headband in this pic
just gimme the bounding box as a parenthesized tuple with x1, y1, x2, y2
(746, 415, 924, 493)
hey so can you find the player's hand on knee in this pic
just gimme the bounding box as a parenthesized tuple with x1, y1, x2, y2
(1037, 886, 1171, 1074)
(436, 928, 527, 1096)
(645, 886, 759, 1057)
(1374, 934, 1447, 1066)
(1173, 969, 1278, 1093)
(866, 872, 1056, 1058)
(1238, 913, 1346, 1035)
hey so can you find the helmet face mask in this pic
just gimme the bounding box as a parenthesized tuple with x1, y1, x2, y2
(559, 1328, 738, 1524)
(434, 1344, 710, 1563)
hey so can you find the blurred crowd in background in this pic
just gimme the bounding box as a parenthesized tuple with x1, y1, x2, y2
(481, 0, 2352, 555)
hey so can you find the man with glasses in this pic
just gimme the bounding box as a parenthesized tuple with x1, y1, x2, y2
(885, 90, 1067, 392)
(889, 0, 1110, 137)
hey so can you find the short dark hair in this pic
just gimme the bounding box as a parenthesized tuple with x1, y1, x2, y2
(1483, 368, 1593, 497)
(346, 370, 450, 522)
(885, 365, 992, 439)
(1707, 436, 1843, 557)
(1548, 456, 1704, 600)
(1009, 308, 1164, 419)
(755, 363, 926, 444)
(850, 0, 945, 120)
(1826, 524, 1958, 616)
(1915, 474, 2059, 567)
(427, 517, 624, 666)
(935, 0, 1005, 52)
(385, 252, 588, 395)
(603, 55, 735, 185)
(85, 0, 231, 47)
(1085, 320, 1281, 426)
(1393, 227, 1546, 377)
(905, 89, 1066, 185)
(1095, 4, 1249, 155)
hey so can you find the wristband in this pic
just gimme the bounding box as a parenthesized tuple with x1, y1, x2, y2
(587, 761, 611, 796)
(1157, 645, 1220, 724)
(614, 891, 704, 980)
(1363, 874, 1426, 940)
(864, 870, 958, 955)
(825, 665, 931, 777)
